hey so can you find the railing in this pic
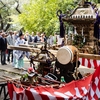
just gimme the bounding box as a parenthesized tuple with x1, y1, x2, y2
(79, 53, 100, 60)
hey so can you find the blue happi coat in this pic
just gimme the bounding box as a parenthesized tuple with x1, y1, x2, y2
(13, 37, 29, 59)
(13, 37, 29, 68)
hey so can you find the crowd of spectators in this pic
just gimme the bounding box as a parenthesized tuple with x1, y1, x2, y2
(0, 30, 64, 69)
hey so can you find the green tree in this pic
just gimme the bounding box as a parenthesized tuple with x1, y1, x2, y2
(0, 0, 29, 31)
(18, 0, 76, 35)
(18, 0, 98, 35)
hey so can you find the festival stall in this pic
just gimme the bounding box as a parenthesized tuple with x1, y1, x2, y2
(62, 0, 100, 54)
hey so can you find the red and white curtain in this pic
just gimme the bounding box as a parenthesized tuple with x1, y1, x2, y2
(79, 58, 100, 69)
(7, 58, 100, 100)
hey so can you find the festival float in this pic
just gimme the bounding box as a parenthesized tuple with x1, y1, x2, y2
(3, 0, 100, 100)
(63, 0, 100, 53)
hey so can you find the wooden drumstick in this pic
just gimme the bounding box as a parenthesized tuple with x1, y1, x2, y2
(74, 51, 79, 80)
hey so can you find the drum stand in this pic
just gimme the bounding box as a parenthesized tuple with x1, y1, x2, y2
(32, 41, 56, 76)
(34, 41, 56, 62)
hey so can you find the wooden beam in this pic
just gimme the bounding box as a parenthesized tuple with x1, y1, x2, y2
(49, 50, 100, 60)
(7, 45, 40, 53)
(79, 53, 100, 60)
(8, 45, 100, 60)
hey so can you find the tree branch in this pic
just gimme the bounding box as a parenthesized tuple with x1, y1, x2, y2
(15, 0, 21, 14)
(0, 0, 6, 8)
(0, 14, 4, 30)
(4, 18, 11, 31)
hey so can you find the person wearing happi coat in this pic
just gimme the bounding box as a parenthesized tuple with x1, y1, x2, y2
(57, 10, 65, 38)
(13, 30, 29, 69)
(94, 9, 100, 54)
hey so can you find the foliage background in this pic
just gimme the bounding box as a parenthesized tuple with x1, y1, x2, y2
(0, 0, 98, 35)
(18, 0, 80, 35)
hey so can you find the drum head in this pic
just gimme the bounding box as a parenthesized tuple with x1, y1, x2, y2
(57, 46, 72, 65)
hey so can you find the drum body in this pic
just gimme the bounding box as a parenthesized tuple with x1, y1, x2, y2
(56, 45, 78, 65)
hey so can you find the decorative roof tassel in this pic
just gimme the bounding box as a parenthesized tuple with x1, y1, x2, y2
(68, 27, 71, 36)
(81, 27, 84, 36)
(83, 36, 85, 43)
(74, 26, 77, 35)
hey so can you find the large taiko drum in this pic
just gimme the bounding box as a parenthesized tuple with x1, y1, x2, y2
(56, 45, 79, 65)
